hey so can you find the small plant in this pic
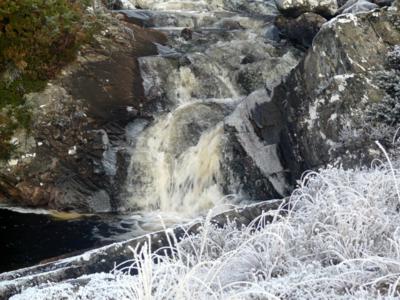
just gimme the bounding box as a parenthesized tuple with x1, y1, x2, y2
(366, 46, 400, 127)
(339, 46, 400, 150)
(0, 0, 96, 160)
(388, 45, 400, 70)
(367, 69, 400, 126)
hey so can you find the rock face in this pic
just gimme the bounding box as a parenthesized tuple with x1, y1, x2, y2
(2, 0, 398, 213)
(275, 13, 327, 48)
(222, 89, 294, 201)
(275, 0, 338, 17)
(0, 0, 303, 212)
(336, 0, 379, 14)
(120, 1, 303, 210)
(251, 4, 400, 181)
(373, 0, 395, 7)
(0, 15, 167, 212)
(129, 0, 279, 15)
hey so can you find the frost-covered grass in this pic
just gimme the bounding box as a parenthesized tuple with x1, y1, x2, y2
(12, 162, 400, 299)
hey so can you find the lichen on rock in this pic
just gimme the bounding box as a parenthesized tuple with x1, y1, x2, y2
(250, 2, 400, 181)
(274, 0, 338, 17)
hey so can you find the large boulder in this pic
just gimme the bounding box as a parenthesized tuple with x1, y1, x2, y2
(222, 89, 294, 200)
(252, 4, 400, 180)
(0, 16, 167, 212)
(336, 0, 379, 14)
(275, 13, 327, 48)
(275, 0, 338, 17)
(206, 0, 279, 15)
(122, 0, 278, 15)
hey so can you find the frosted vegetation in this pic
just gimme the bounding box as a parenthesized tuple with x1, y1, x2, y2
(339, 45, 400, 150)
(367, 70, 400, 127)
(12, 155, 400, 299)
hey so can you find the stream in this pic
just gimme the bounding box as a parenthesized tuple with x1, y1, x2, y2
(1, 0, 302, 273)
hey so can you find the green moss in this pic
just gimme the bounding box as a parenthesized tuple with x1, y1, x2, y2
(0, 0, 99, 161)
(0, 78, 46, 107)
(0, 76, 48, 160)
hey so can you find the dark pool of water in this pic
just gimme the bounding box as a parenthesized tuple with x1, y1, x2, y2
(0, 209, 132, 273)
(0, 204, 187, 274)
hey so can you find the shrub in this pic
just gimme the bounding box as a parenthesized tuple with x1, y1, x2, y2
(367, 69, 400, 126)
(340, 45, 400, 150)
(388, 45, 400, 70)
(0, 0, 95, 160)
(366, 46, 400, 127)
(0, 0, 92, 78)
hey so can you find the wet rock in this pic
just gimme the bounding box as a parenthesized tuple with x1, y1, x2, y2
(373, 0, 394, 6)
(109, 0, 137, 9)
(221, 89, 294, 200)
(337, 0, 392, 10)
(337, 0, 350, 6)
(336, 0, 379, 14)
(241, 54, 257, 64)
(135, 0, 210, 10)
(275, 0, 338, 17)
(0, 175, 25, 205)
(119, 2, 303, 208)
(116, 10, 154, 27)
(161, 102, 229, 157)
(264, 25, 281, 42)
(116, 10, 230, 28)
(212, 0, 279, 15)
(219, 19, 244, 30)
(139, 51, 240, 109)
(129, 0, 278, 15)
(275, 13, 327, 48)
(237, 68, 265, 94)
(234, 48, 301, 95)
(105, 0, 124, 9)
(181, 28, 193, 41)
(0, 18, 167, 212)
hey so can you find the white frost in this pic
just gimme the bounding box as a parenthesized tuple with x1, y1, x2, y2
(12, 163, 400, 299)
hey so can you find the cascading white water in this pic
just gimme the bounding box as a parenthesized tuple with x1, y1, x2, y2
(122, 0, 298, 217)
(127, 116, 225, 215)
(125, 56, 240, 215)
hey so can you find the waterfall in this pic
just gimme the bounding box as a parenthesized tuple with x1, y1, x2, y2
(126, 118, 225, 215)
(121, 0, 298, 216)
(124, 92, 240, 215)
(124, 49, 242, 215)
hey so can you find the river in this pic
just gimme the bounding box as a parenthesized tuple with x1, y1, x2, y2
(1, 0, 300, 273)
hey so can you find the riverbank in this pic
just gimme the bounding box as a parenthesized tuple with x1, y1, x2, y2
(0, 200, 284, 299)
(0, 0, 399, 298)
(6, 162, 400, 299)
(0, 206, 193, 274)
